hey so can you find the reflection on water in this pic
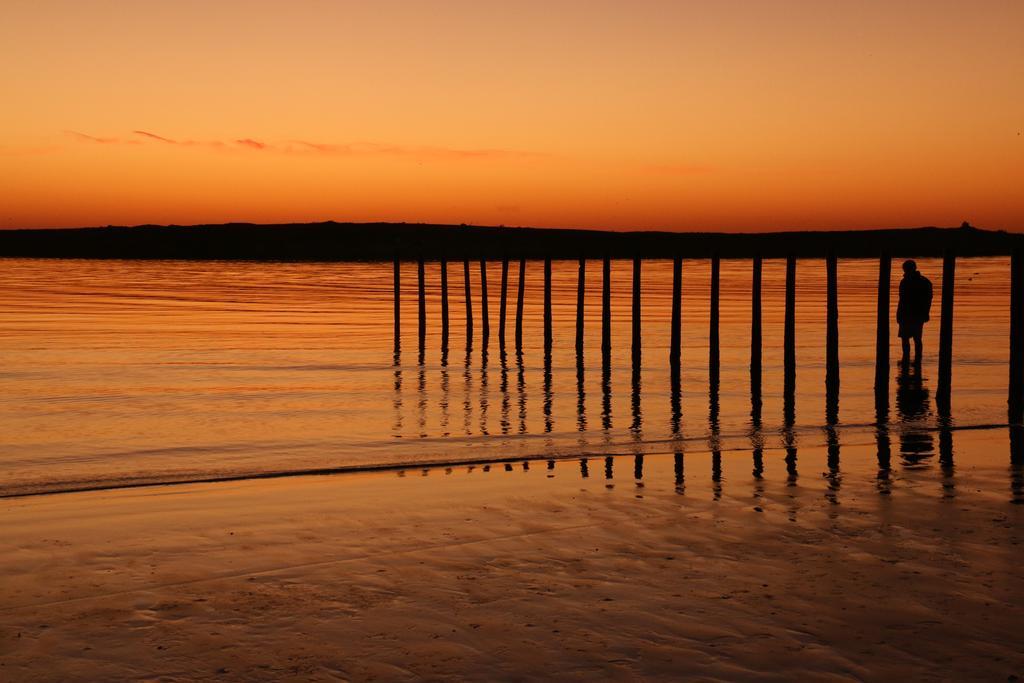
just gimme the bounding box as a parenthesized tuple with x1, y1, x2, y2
(0, 257, 1019, 496)
(381, 425, 1024, 509)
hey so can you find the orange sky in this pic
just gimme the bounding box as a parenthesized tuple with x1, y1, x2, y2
(1, 0, 1021, 231)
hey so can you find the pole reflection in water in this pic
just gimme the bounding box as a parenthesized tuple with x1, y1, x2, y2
(417, 353, 427, 439)
(937, 388, 956, 498)
(750, 366, 765, 502)
(440, 345, 451, 436)
(824, 362, 841, 506)
(604, 456, 614, 489)
(601, 361, 612, 434)
(499, 351, 510, 435)
(516, 351, 527, 435)
(543, 346, 554, 434)
(463, 345, 473, 436)
(1010, 426, 1024, 504)
(670, 364, 682, 438)
(576, 354, 587, 435)
(710, 368, 722, 501)
(631, 363, 642, 439)
(634, 454, 644, 492)
(673, 452, 685, 494)
(479, 347, 490, 436)
(875, 398, 892, 496)
(392, 348, 403, 437)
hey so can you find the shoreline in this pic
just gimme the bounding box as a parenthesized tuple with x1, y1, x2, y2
(2, 420, 1013, 500)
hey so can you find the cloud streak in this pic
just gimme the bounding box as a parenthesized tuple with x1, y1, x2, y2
(68, 130, 540, 161)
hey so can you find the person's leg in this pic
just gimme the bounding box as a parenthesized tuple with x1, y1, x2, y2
(913, 334, 923, 367)
(901, 336, 911, 364)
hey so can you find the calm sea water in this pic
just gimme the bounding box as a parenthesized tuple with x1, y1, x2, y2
(0, 257, 1015, 496)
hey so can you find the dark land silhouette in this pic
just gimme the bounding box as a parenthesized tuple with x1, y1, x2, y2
(0, 221, 1019, 261)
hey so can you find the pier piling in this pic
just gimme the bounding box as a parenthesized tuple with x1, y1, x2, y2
(826, 254, 840, 401)
(602, 258, 611, 365)
(393, 255, 400, 351)
(463, 259, 473, 347)
(515, 259, 526, 353)
(710, 255, 720, 386)
(632, 257, 641, 366)
(499, 257, 508, 350)
(417, 258, 426, 354)
(576, 258, 586, 355)
(440, 257, 449, 348)
(544, 258, 553, 351)
(874, 255, 891, 402)
(480, 259, 490, 348)
(670, 256, 682, 367)
(784, 255, 797, 404)
(1011, 251, 1024, 420)
(937, 253, 956, 404)
(751, 256, 762, 400)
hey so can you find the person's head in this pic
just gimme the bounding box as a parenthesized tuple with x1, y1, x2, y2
(902, 259, 918, 275)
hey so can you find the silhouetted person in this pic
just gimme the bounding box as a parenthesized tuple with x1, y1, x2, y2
(896, 259, 932, 367)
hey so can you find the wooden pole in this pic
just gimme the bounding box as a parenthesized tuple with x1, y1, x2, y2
(463, 259, 473, 346)
(480, 259, 489, 348)
(440, 256, 449, 348)
(499, 257, 509, 350)
(631, 257, 641, 366)
(417, 257, 426, 351)
(602, 257, 611, 364)
(825, 254, 840, 407)
(709, 254, 720, 386)
(1010, 250, 1024, 421)
(784, 255, 797, 404)
(937, 253, 956, 404)
(393, 255, 400, 351)
(544, 258, 553, 351)
(575, 258, 586, 355)
(874, 255, 891, 400)
(670, 256, 682, 367)
(515, 258, 526, 353)
(751, 256, 762, 399)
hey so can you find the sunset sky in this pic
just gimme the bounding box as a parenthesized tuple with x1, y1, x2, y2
(1, 0, 1021, 231)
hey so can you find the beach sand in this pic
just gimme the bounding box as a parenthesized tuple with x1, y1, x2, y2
(2, 438, 1023, 681)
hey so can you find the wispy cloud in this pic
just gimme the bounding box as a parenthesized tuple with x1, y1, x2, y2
(132, 130, 176, 144)
(66, 131, 140, 145)
(68, 130, 539, 161)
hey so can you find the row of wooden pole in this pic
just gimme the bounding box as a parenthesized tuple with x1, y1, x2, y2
(395, 253, 1024, 421)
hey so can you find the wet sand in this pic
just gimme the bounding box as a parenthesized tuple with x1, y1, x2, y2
(2, 436, 1023, 681)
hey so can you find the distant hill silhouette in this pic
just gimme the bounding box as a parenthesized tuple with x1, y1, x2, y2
(0, 222, 1019, 261)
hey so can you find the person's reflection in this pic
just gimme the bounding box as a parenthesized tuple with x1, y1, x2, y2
(896, 364, 934, 466)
